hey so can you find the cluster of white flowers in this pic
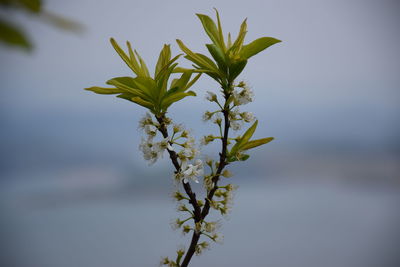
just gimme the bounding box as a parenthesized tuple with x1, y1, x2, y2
(162, 124, 204, 184)
(138, 113, 205, 184)
(227, 107, 256, 131)
(210, 183, 238, 215)
(180, 159, 203, 184)
(240, 111, 255, 122)
(232, 81, 254, 106)
(203, 221, 221, 234)
(138, 113, 174, 164)
(177, 136, 198, 160)
(202, 110, 224, 127)
(230, 121, 241, 131)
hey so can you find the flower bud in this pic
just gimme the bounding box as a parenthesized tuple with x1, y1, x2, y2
(221, 169, 233, 178)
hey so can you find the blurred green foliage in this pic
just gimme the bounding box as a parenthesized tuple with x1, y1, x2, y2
(0, 0, 82, 51)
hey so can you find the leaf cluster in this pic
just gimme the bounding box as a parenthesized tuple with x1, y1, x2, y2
(177, 9, 281, 89)
(86, 39, 200, 116)
(228, 120, 274, 162)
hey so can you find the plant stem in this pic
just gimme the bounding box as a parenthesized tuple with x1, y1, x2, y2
(156, 115, 201, 220)
(181, 90, 232, 267)
(200, 92, 231, 219)
(156, 88, 231, 267)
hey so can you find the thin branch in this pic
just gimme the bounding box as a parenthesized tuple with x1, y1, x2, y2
(180, 90, 232, 267)
(155, 114, 201, 219)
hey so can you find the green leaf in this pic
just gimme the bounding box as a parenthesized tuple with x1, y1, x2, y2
(130, 76, 157, 100)
(196, 13, 222, 49)
(85, 86, 123, 94)
(184, 55, 218, 75)
(230, 120, 258, 155)
(238, 153, 250, 161)
(206, 43, 227, 73)
(110, 38, 140, 75)
(125, 41, 142, 75)
(155, 44, 171, 77)
(134, 49, 150, 77)
(156, 63, 177, 97)
(19, 0, 42, 13)
(106, 76, 135, 88)
(0, 19, 32, 50)
(173, 67, 208, 74)
(229, 18, 247, 55)
(117, 93, 154, 112)
(240, 120, 258, 145)
(172, 67, 190, 73)
(195, 53, 220, 72)
(227, 32, 232, 49)
(176, 39, 220, 73)
(116, 93, 135, 101)
(155, 55, 180, 80)
(161, 91, 196, 110)
(228, 153, 250, 162)
(240, 37, 281, 59)
(130, 96, 154, 110)
(228, 59, 247, 82)
(213, 8, 226, 52)
(227, 155, 236, 162)
(170, 71, 192, 92)
(106, 76, 152, 100)
(241, 137, 274, 151)
(185, 73, 201, 90)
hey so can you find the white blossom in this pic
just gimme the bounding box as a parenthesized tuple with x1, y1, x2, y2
(203, 221, 220, 233)
(173, 124, 183, 133)
(170, 218, 184, 230)
(144, 124, 157, 138)
(182, 159, 204, 183)
(233, 87, 254, 105)
(139, 138, 158, 164)
(179, 146, 198, 160)
(212, 233, 224, 243)
(183, 136, 196, 148)
(230, 120, 242, 131)
(138, 112, 153, 129)
(229, 107, 240, 119)
(202, 111, 213, 121)
(181, 130, 189, 138)
(205, 91, 217, 102)
(200, 135, 214, 146)
(221, 169, 233, 178)
(240, 112, 255, 122)
(212, 114, 222, 125)
(181, 147, 193, 158)
(154, 137, 174, 158)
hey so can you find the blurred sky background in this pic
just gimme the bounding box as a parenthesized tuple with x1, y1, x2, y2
(0, 0, 399, 266)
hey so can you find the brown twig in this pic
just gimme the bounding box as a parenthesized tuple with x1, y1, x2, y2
(180, 92, 231, 267)
(156, 89, 231, 267)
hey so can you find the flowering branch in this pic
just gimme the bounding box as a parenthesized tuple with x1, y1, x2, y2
(85, 8, 280, 267)
(180, 87, 231, 267)
(155, 114, 202, 220)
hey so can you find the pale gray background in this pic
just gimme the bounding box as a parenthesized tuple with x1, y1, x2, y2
(0, 0, 399, 266)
